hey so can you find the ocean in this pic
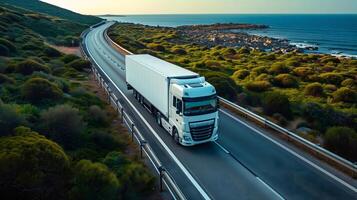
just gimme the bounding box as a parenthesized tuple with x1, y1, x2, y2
(101, 14, 357, 57)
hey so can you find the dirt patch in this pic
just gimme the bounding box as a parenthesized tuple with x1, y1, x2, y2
(50, 44, 82, 57)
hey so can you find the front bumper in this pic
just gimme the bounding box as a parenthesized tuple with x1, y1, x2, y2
(180, 128, 219, 146)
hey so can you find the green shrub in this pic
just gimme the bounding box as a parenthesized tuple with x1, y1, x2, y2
(274, 74, 298, 88)
(0, 44, 9, 56)
(320, 72, 343, 85)
(0, 104, 26, 136)
(88, 105, 109, 126)
(293, 67, 312, 77)
(232, 69, 250, 80)
(0, 73, 15, 84)
(90, 131, 124, 151)
(15, 59, 50, 75)
(171, 47, 186, 55)
(237, 47, 250, 54)
(252, 66, 268, 74)
(272, 113, 288, 126)
(22, 78, 63, 103)
(305, 82, 324, 97)
(321, 56, 340, 64)
(255, 73, 272, 82)
(43, 46, 62, 57)
(0, 129, 70, 200)
(204, 72, 240, 100)
(41, 105, 84, 149)
(270, 62, 290, 74)
(332, 87, 356, 103)
(0, 38, 16, 52)
(324, 127, 357, 161)
(262, 92, 291, 118)
(324, 84, 337, 93)
(147, 43, 165, 51)
(222, 48, 236, 56)
(246, 81, 271, 92)
(69, 160, 120, 200)
(67, 59, 91, 71)
(61, 54, 80, 63)
(341, 78, 355, 88)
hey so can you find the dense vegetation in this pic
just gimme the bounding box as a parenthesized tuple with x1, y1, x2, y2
(109, 23, 357, 161)
(1, 0, 101, 25)
(0, 6, 155, 199)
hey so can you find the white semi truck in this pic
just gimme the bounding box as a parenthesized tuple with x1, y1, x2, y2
(126, 54, 219, 146)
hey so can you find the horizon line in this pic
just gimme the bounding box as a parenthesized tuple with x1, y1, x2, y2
(96, 12, 357, 16)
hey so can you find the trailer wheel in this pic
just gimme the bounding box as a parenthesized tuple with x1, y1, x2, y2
(156, 112, 162, 127)
(173, 128, 179, 144)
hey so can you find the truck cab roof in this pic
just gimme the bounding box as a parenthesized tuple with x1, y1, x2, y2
(126, 54, 198, 79)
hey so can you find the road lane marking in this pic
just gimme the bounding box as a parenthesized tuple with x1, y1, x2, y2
(256, 177, 285, 200)
(214, 141, 230, 154)
(220, 109, 357, 193)
(85, 26, 212, 200)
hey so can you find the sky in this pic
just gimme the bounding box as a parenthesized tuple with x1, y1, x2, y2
(41, 0, 357, 15)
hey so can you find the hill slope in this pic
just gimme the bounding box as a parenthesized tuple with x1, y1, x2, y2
(0, 0, 101, 25)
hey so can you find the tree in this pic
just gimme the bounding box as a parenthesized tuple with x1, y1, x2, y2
(69, 160, 120, 200)
(0, 104, 26, 136)
(204, 72, 241, 100)
(262, 92, 291, 118)
(41, 105, 84, 149)
(22, 78, 63, 103)
(324, 127, 357, 161)
(0, 127, 71, 200)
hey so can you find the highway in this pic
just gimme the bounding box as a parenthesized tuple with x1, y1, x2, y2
(84, 22, 357, 200)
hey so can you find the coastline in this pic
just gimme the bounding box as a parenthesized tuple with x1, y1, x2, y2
(101, 14, 357, 58)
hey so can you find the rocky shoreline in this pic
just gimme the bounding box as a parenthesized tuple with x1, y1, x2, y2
(174, 23, 316, 53)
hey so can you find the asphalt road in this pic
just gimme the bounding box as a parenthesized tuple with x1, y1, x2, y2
(84, 22, 357, 200)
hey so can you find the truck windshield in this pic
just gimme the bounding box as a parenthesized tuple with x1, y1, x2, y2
(183, 95, 218, 116)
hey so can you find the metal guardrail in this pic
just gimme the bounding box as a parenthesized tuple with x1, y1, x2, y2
(102, 23, 357, 177)
(219, 97, 357, 176)
(80, 25, 187, 200)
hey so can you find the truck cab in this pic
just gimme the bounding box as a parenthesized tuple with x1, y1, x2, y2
(168, 77, 219, 146)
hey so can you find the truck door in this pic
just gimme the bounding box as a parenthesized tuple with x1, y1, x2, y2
(170, 96, 183, 135)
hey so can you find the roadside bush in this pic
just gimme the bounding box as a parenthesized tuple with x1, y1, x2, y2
(88, 105, 109, 126)
(252, 66, 268, 74)
(61, 54, 80, 63)
(262, 92, 291, 118)
(90, 131, 124, 151)
(0, 104, 26, 136)
(320, 72, 343, 85)
(69, 160, 120, 200)
(324, 127, 357, 161)
(0, 129, 71, 200)
(272, 113, 288, 126)
(341, 78, 355, 88)
(304, 82, 324, 97)
(332, 87, 356, 103)
(0, 38, 16, 52)
(293, 67, 312, 77)
(0, 73, 15, 84)
(41, 105, 84, 149)
(15, 59, 50, 75)
(270, 62, 290, 74)
(22, 78, 63, 103)
(43, 46, 62, 57)
(147, 43, 165, 51)
(67, 59, 91, 71)
(204, 72, 240, 100)
(237, 47, 250, 54)
(222, 48, 236, 56)
(246, 81, 271, 92)
(232, 69, 250, 80)
(0, 44, 9, 56)
(321, 56, 340, 64)
(274, 74, 298, 88)
(171, 47, 186, 55)
(324, 84, 337, 93)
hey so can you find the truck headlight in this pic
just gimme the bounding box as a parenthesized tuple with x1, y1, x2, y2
(183, 135, 191, 141)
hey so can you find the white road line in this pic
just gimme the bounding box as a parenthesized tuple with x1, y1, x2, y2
(214, 141, 230, 154)
(220, 109, 357, 193)
(85, 26, 212, 200)
(256, 177, 285, 200)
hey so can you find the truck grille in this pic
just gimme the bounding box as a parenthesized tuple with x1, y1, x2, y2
(189, 119, 215, 141)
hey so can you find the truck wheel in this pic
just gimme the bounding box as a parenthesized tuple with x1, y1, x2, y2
(156, 112, 162, 127)
(173, 128, 179, 144)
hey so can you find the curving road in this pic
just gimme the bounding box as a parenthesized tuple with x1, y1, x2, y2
(84, 22, 357, 200)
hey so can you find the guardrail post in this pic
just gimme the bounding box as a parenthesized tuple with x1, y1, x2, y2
(120, 108, 124, 123)
(158, 166, 165, 192)
(107, 87, 111, 102)
(131, 123, 135, 142)
(140, 140, 147, 158)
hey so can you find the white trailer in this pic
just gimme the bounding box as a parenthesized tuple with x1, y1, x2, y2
(126, 54, 219, 146)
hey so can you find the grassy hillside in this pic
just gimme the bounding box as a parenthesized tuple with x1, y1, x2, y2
(108, 23, 357, 162)
(1, 0, 101, 25)
(0, 6, 155, 199)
